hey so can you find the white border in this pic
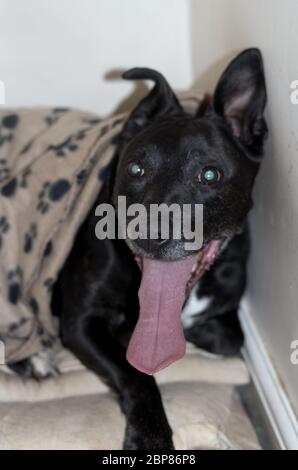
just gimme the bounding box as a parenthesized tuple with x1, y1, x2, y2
(0, 80, 5, 105)
(240, 302, 298, 450)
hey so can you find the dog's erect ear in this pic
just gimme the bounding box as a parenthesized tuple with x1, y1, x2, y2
(213, 48, 267, 152)
(121, 68, 183, 140)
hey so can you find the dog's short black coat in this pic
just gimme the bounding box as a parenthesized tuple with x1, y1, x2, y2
(12, 49, 268, 449)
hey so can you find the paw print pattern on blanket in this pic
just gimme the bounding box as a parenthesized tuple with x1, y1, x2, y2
(23, 223, 38, 253)
(1, 177, 18, 197)
(44, 277, 55, 292)
(0, 159, 10, 182)
(7, 267, 23, 305)
(47, 112, 111, 164)
(81, 117, 102, 125)
(0, 216, 10, 250)
(19, 167, 32, 188)
(44, 108, 69, 126)
(0, 113, 19, 147)
(18, 109, 69, 155)
(48, 135, 79, 157)
(0, 133, 13, 147)
(48, 119, 112, 159)
(8, 316, 28, 333)
(0, 105, 145, 362)
(76, 169, 88, 185)
(29, 297, 39, 315)
(48, 126, 91, 158)
(43, 240, 53, 257)
(36, 179, 71, 214)
(2, 114, 19, 129)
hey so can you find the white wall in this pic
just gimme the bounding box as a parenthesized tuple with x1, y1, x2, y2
(0, 0, 192, 114)
(190, 0, 298, 414)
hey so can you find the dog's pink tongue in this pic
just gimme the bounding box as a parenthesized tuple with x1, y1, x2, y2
(126, 256, 196, 375)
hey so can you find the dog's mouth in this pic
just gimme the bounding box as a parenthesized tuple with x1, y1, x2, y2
(126, 240, 222, 375)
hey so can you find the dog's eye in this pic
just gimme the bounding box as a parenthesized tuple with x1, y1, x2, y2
(198, 166, 222, 185)
(127, 162, 144, 177)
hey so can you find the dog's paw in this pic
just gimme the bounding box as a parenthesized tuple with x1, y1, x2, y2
(8, 349, 59, 380)
(7, 357, 36, 378)
(123, 418, 174, 450)
(29, 350, 60, 380)
(124, 428, 174, 450)
(184, 314, 244, 357)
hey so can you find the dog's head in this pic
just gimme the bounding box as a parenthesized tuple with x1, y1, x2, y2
(112, 49, 267, 374)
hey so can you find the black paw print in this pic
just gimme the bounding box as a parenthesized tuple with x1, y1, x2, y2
(44, 108, 69, 126)
(2, 114, 19, 129)
(0, 133, 13, 147)
(41, 334, 56, 348)
(48, 127, 91, 158)
(44, 277, 55, 292)
(76, 169, 88, 185)
(81, 117, 102, 125)
(37, 182, 51, 213)
(45, 115, 59, 126)
(29, 297, 39, 315)
(0, 114, 19, 147)
(7, 267, 23, 305)
(75, 129, 88, 141)
(19, 167, 32, 188)
(0, 159, 10, 182)
(0, 216, 10, 250)
(37, 324, 44, 336)
(48, 136, 78, 157)
(24, 223, 38, 253)
(8, 317, 28, 333)
(36, 179, 71, 214)
(43, 240, 53, 257)
(1, 177, 18, 198)
(98, 125, 109, 138)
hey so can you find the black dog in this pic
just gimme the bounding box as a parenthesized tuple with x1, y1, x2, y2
(15, 48, 268, 449)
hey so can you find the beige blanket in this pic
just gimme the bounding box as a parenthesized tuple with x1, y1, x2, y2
(0, 94, 201, 364)
(0, 108, 127, 363)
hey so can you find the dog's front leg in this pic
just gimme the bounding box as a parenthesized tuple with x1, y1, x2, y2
(61, 313, 174, 450)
